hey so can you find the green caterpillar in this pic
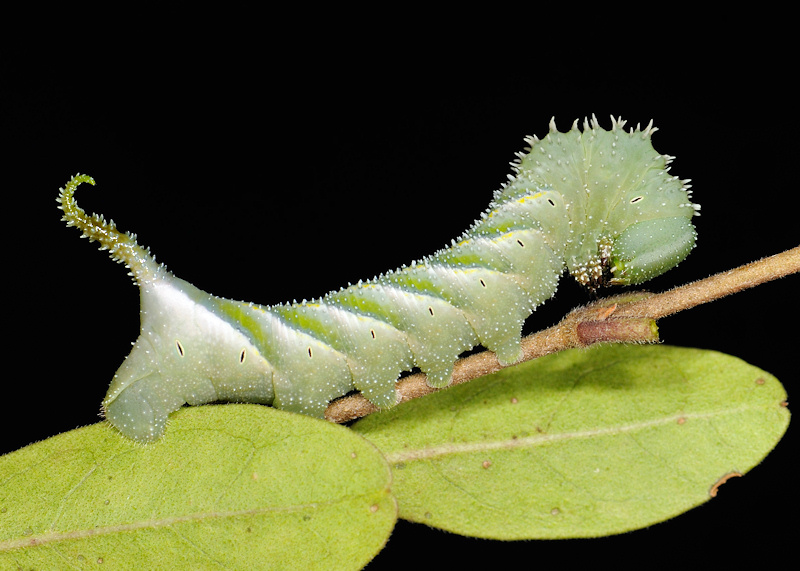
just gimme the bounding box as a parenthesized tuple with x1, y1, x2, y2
(59, 115, 699, 443)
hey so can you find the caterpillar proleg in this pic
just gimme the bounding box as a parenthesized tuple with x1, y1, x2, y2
(58, 115, 698, 442)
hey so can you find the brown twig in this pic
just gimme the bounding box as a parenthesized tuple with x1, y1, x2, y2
(324, 245, 800, 424)
(610, 245, 800, 319)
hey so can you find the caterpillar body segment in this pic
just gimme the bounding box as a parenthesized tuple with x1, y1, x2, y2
(59, 116, 698, 442)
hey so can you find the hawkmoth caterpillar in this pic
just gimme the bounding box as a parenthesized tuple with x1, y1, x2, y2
(59, 115, 699, 443)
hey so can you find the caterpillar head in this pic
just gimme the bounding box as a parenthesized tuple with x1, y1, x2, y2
(570, 217, 697, 291)
(608, 216, 698, 286)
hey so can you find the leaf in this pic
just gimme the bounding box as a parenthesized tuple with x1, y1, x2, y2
(352, 344, 789, 539)
(0, 404, 395, 570)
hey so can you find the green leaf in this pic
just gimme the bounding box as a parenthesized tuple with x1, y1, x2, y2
(352, 344, 789, 539)
(0, 404, 395, 570)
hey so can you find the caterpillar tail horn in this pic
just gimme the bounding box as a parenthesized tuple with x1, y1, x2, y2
(56, 174, 161, 283)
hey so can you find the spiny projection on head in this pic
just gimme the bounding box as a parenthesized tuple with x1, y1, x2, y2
(59, 115, 699, 442)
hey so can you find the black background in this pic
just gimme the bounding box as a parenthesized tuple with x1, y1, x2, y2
(2, 32, 797, 570)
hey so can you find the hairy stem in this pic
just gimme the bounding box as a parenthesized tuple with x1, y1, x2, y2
(325, 245, 800, 424)
(611, 245, 800, 319)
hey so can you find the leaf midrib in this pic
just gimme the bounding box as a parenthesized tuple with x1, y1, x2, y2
(383, 406, 759, 464)
(0, 491, 381, 552)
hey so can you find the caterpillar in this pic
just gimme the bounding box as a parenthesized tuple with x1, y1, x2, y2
(58, 115, 699, 443)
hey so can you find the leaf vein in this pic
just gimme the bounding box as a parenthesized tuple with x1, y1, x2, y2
(384, 407, 758, 464)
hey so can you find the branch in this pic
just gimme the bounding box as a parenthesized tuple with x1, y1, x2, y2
(324, 245, 800, 424)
